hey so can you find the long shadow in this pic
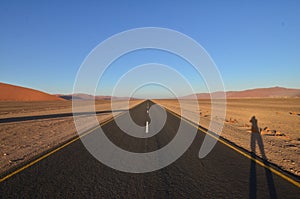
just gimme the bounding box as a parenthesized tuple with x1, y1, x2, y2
(0, 109, 128, 124)
(249, 116, 277, 199)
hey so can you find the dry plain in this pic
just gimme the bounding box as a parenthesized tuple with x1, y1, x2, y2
(154, 98, 300, 176)
(0, 100, 143, 174)
(0, 98, 299, 178)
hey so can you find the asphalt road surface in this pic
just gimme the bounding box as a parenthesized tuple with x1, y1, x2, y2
(1, 100, 299, 198)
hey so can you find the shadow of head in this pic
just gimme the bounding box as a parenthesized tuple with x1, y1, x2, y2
(250, 116, 260, 133)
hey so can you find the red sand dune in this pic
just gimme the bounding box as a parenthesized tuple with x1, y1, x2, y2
(0, 82, 65, 101)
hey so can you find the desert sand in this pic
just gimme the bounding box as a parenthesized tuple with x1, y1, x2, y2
(153, 98, 300, 176)
(0, 100, 143, 174)
(0, 82, 65, 101)
(0, 95, 299, 177)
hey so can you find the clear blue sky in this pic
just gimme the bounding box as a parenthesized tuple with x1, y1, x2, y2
(0, 0, 299, 97)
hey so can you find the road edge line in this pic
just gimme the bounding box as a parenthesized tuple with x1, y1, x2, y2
(156, 102, 300, 188)
(0, 100, 144, 183)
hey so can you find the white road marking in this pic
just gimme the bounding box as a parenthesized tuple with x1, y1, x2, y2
(146, 121, 149, 133)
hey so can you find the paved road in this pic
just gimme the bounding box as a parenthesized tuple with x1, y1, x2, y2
(1, 100, 299, 198)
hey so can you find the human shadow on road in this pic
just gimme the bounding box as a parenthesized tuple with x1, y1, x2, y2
(249, 116, 277, 199)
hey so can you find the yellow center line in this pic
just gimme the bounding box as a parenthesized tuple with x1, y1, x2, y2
(165, 108, 300, 188)
(2, 101, 299, 189)
(0, 101, 143, 183)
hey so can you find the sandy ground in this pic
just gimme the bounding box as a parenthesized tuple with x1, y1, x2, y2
(0, 100, 143, 174)
(1, 98, 299, 177)
(153, 98, 300, 176)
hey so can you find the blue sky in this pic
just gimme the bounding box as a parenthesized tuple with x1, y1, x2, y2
(0, 1, 299, 97)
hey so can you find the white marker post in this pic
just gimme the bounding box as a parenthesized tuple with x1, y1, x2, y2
(146, 121, 149, 133)
(146, 108, 149, 133)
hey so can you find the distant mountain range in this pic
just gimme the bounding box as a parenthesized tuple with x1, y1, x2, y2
(183, 87, 300, 99)
(0, 82, 299, 101)
(57, 94, 135, 101)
